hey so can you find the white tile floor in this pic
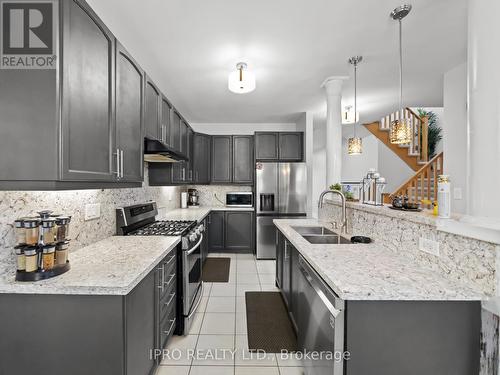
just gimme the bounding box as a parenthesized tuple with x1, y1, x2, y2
(155, 252, 304, 375)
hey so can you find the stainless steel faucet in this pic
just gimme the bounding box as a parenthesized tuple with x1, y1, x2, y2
(318, 190, 348, 234)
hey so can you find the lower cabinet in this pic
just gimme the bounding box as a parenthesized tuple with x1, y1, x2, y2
(0, 249, 178, 375)
(208, 210, 254, 252)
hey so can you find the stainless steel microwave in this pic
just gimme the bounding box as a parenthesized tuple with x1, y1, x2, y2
(226, 192, 253, 207)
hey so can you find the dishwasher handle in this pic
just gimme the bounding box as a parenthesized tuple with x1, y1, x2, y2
(299, 260, 342, 318)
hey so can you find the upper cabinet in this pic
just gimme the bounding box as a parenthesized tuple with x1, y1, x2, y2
(211, 136, 233, 183)
(160, 96, 172, 146)
(255, 132, 304, 162)
(115, 42, 144, 182)
(211, 136, 254, 185)
(233, 136, 254, 184)
(144, 76, 161, 140)
(61, 0, 116, 182)
(193, 133, 211, 184)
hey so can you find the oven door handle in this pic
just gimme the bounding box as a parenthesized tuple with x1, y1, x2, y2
(186, 234, 203, 255)
(186, 282, 204, 319)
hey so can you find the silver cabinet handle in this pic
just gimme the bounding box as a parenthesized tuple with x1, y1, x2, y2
(163, 318, 176, 335)
(120, 149, 124, 178)
(114, 148, 120, 178)
(182, 168, 185, 181)
(164, 273, 176, 286)
(166, 254, 175, 265)
(164, 293, 175, 307)
(161, 125, 164, 142)
(157, 265, 164, 291)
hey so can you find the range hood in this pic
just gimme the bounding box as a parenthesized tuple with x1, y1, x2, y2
(144, 137, 188, 163)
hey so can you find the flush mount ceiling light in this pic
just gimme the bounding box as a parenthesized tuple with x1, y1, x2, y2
(228, 62, 256, 94)
(342, 105, 360, 125)
(389, 4, 412, 145)
(347, 56, 363, 155)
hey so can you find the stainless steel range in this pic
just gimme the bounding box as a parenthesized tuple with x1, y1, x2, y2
(116, 202, 204, 335)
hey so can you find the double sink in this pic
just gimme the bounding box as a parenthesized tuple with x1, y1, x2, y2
(292, 226, 352, 244)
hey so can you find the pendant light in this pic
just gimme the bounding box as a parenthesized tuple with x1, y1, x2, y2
(347, 56, 363, 155)
(389, 4, 412, 144)
(228, 62, 256, 94)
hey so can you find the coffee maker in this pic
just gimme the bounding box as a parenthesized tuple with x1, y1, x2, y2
(187, 189, 199, 207)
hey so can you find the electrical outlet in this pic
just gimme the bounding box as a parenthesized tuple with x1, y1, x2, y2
(84, 203, 101, 221)
(419, 237, 440, 256)
(158, 207, 167, 218)
(453, 187, 463, 200)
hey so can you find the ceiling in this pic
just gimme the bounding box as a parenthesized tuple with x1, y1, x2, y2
(87, 0, 467, 124)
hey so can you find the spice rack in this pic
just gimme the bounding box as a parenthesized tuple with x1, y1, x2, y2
(14, 211, 71, 282)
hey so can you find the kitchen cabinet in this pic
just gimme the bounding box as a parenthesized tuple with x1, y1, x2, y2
(255, 132, 279, 160)
(171, 116, 190, 183)
(61, 0, 116, 182)
(276, 231, 284, 288)
(282, 239, 291, 307)
(279, 132, 303, 161)
(224, 211, 254, 251)
(115, 41, 144, 182)
(184, 127, 194, 183)
(290, 244, 300, 330)
(144, 76, 161, 141)
(233, 136, 254, 184)
(208, 210, 254, 252)
(211, 136, 233, 183)
(208, 211, 225, 251)
(160, 96, 172, 146)
(171, 111, 182, 151)
(0, 249, 178, 375)
(255, 132, 303, 162)
(193, 133, 211, 184)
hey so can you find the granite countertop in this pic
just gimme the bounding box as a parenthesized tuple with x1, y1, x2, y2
(161, 206, 255, 223)
(0, 236, 180, 295)
(274, 218, 485, 301)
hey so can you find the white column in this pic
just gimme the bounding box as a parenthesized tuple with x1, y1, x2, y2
(321, 76, 347, 189)
(467, 0, 500, 224)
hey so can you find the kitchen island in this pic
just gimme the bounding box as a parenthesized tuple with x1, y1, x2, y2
(274, 218, 483, 375)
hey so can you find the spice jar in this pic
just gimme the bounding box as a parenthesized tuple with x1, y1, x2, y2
(14, 219, 26, 245)
(37, 210, 53, 219)
(41, 245, 56, 271)
(41, 218, 57, 244)
(55, 241, 70, 266)
(55, 216, 71, 242)
(24, 246, 38, 272)
(23, 218, 40, 245)
(15, 246, 26, 271)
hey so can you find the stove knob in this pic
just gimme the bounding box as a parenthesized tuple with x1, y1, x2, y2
(189, 233, 197, 242)
(199, 224, 205, 232)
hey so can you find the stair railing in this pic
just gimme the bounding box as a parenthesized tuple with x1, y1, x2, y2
(380, 107, 429, 163)
(385, 152, 443, 206)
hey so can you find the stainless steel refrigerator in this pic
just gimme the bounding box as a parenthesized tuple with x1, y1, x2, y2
(256, 162, 307, 259)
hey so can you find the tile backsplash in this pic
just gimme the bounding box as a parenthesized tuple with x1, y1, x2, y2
(187, 185, 252, 207)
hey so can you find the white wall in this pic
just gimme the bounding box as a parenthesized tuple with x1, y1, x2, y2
(296, 112, 314, 217)
(341, 135, 378, 182)
(312, 117, 327, 218)
(377, 143, 414, 193)
(190, 123, 296, 135)
(443, 63, 467, 214)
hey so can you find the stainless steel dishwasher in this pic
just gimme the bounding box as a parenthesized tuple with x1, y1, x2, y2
(297, 255, 345, 375)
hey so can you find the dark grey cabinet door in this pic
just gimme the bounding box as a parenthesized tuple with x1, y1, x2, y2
(211, 136, 233, 183)
(282, 239, 291, 308)
(279, 132, 303, 161)
(171, 111, 181, 151)
(276, 231, 284, 288)
(255, 132, 279, 161)
(62, 0, 116, 181)
(224, 211, 254, 251)
(125, 270, 156, 375)
(144, 77, 160, 140)
(208, 211, 225, 251)
(290, 245, 300, 329)
(233, 136, 254, 184)
(193, 133, 210, 184)
(161, 96, 172, 146)
(116, 42, 144, 183)
(185, 127, 194, 183)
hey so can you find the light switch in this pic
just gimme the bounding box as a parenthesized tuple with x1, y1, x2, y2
(84, 203, 101, 221)
(419, 237, 440, 257)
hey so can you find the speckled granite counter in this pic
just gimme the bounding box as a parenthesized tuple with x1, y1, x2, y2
(160, 206, 254, 223)
(0, 236, 180, 295)
(274, 218, 484, 301)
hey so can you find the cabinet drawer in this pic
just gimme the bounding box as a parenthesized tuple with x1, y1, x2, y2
(159, 302, 177, 349)
(159, 281, 176, 320)
(159, 252, 177, 299)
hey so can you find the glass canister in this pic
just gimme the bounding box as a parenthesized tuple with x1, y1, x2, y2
(23, 218, 40, 246)
(41, 245, 56, 271)
(55, 241, 70, 266)
(55, 216, 71, 242)
(15, 246, 26, 271)
(24, 246, 38, 272)
(14, 219, 26, 245)
(41, 218, 57, 245)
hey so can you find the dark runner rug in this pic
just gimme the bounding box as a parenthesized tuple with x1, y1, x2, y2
(245, 291, 298, 353)
(202, 258, 231, 282)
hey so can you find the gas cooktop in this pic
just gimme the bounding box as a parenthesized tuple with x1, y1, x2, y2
(129, 220, 196, 236)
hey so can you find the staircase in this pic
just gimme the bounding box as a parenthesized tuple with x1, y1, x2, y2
(364, 107, 429, 171)
(363, 108, 444, 207)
